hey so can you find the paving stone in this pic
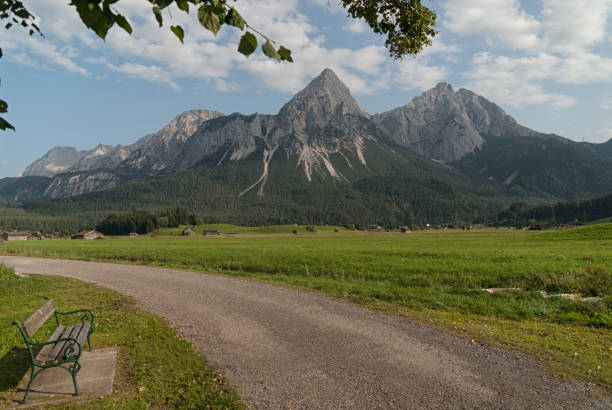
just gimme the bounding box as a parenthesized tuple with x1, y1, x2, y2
(11, 346, 118, 408)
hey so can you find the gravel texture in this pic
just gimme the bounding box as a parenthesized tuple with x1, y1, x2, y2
(2, 256, 609, 409)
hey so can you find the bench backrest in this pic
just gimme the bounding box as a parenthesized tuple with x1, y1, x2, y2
(22, 299, 56, 338)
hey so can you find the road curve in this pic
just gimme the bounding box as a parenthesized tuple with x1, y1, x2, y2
(1, 256, 609, 409)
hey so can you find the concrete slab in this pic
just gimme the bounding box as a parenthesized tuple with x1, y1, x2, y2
(11, 347, 118, 408)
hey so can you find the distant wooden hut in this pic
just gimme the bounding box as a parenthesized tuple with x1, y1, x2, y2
(2, 231, 30, 241)
(182, 227, 196, 236)
(71, 230, 104, 240)
(203, 229, 221, 236)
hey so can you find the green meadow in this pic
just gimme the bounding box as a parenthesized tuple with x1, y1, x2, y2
(1, 224, 611, 385)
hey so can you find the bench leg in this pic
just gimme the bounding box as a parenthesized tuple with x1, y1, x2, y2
(20, 367, 38, 404)
(87, 333, 92, 351)
(71, 362, 82, 396)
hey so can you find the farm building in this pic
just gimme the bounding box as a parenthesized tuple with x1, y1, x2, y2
(203, 229, 221, 236)
(182, 227, 196, 236)
(71, 230, 104, 240)
(2, 231, 30, 241)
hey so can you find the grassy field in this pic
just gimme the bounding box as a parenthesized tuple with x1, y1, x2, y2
(159, 223, 340, 235)
(1, 224, 611, 386)
(0, 264, 244, 408)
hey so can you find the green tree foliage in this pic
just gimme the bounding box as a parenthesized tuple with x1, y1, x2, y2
(340, 0, 437, 59)
(0, 0, 42, 130)
(498, 193, 612, 226)
(96, 207, 200, 235)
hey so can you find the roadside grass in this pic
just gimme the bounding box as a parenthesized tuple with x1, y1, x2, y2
(0, 264, 244, 409)
(1, 227, 611, 386)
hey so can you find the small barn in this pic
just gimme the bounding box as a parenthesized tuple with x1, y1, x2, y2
(71, 230, 104, 240)
(203, 229, 221, 236)
(2, 231, 30, 241)
(182, 227, 196, 236)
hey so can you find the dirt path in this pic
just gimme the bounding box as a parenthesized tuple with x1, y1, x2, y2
(2, 256, 609, 409)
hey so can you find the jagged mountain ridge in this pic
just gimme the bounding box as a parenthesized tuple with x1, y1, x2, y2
(14, 68, 612, 202)
(22, 109, 224, 179)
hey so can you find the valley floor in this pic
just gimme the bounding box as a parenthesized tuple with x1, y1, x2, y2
(0, 226, 610, 388)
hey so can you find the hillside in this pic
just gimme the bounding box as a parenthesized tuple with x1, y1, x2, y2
(22, 137, 507, 228)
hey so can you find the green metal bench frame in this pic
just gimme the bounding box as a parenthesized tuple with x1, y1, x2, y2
(12, 298, 95, 404)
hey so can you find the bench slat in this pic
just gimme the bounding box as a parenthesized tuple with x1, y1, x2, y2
(34, 325, 66, 363)
(22, 299, 56, 338)
(47, 325, 77, 360)
(76, 322, 91, 349)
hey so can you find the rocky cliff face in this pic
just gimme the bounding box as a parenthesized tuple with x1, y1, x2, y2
(66, 144, 133, 173)
(123, 109, 224, 173)
(43, 171, 120, 199)
(172, 69, 382, 193)
(22, 147, 87, 177)
(374, 83, 537, 163)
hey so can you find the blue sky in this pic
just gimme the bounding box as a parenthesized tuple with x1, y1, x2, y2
(1, 0, 611, 178)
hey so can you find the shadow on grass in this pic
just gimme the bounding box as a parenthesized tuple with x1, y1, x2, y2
(0, 347, 30, 393)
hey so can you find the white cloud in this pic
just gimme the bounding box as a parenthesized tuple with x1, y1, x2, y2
(602, 100, 612, 110)
(241, 44, 389, 95)
(463, 52, 576, 108)
(598, 126, 612, 140)
(107, 63, 179, 89)
(541, 0, 609, 54)
(343, 19, 369, 34)
(443, 0, 540, 50)
(395, 59, 448, 91)
(0, 161, 8, 167)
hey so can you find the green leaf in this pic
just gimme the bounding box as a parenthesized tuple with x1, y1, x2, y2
(114, 13, 132, 34)
(0, 48, 2, 58)
(0, 100, 8, 113)
(0, 117, 15, 131)
(262, 40, 280, 62)
(71, 0, 114, 39)
(155, 0, 173, 8)
(170, 25, 184, 43)
(197, 5, 224, 36)
(278, 46, 293, 63)
(175, 0, 189, 13)
(238, 31, 257, 57)
(224, 8, 245, 30)
(152, 6, 163, 27)
(5, 22, 12, 29)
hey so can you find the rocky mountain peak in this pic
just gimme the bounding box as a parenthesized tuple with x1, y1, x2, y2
(278, 68, 367, 120)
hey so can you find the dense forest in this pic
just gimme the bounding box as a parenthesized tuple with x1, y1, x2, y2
(96, 208, 203, 235)
(497, 193, 612, 226)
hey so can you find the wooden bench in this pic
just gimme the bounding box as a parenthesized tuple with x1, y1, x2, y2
(12, 298, 95, 404)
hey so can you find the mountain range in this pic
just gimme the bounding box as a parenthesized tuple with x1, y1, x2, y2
(3, 68, 612, 227)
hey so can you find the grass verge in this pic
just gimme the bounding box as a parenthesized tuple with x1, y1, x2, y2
(0, 264, 245, 409)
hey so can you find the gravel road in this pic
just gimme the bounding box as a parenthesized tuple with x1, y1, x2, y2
(1, 256, 609, 409)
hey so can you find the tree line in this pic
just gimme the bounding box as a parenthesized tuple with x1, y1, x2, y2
(96, 208, 203, 235)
